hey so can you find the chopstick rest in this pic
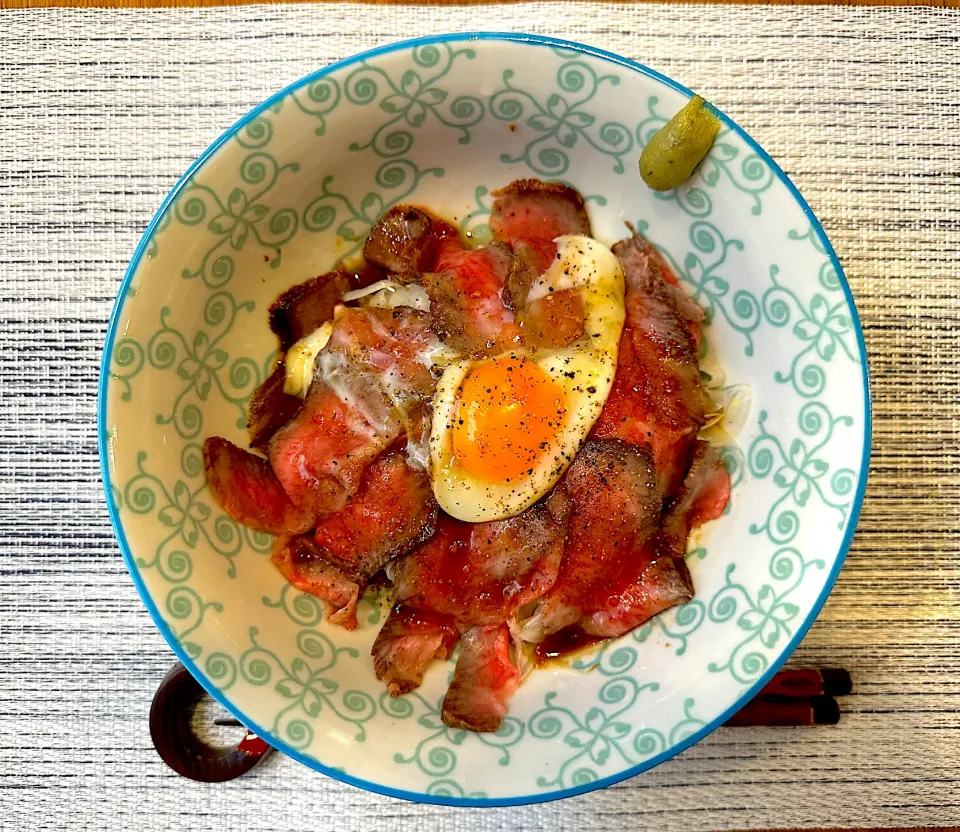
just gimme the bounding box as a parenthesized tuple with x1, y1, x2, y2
(150, 663, 273, 782)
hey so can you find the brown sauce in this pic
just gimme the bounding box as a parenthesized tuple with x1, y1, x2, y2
(534, 628, 607, 666)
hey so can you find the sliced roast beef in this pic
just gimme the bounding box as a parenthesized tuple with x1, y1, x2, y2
(372, 606, 459, 696)
(503, 241, 540, 309)
(269, 270, 350, 351)
(512, 237, 560, 276)
(491, 180, 591, 348)
(591, 230, 712, 495)
(441, 624, 520, 733)
(246, 362, 303, 451)
(322, 306, 441, 405)
(269, 306, 444, 520)
(519, 439, 665, 641)
(519, 290, 586, 349)
(489, 179, 591, 251)
(319, 306, 444, 467)
(666, 281, 706, 353)
(662, 440, 731, 543)
(617, 234, 705, 350)
(203, 437, 312, 536)
(268, 381, 395, 521)
(363, 205, 456, 277)
(578, 540, 693, 638)
(272, 536, 362, 629)
(422, 238, 521, 355)
(311, 452, 437, 581)
(393, 489, 571, 627)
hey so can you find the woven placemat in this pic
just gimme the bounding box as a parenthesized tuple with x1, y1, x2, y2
(5, 0, 958, 8)
(2, 4, 959, 829)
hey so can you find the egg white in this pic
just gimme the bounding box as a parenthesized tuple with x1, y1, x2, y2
(430, 235, 626, 522)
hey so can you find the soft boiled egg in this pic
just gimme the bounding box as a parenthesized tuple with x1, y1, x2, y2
(429, 235, 626, 522)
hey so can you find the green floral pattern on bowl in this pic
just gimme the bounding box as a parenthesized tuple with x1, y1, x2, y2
(99, 34, 870, 806)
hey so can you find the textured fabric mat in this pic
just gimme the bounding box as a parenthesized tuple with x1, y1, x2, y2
(2, 4, 959, 830)
(6, 0, 959, 8)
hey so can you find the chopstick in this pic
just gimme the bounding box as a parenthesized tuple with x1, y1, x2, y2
(725, 694, 840, 727)
(724, 668, 851, 727)
(758, 667, 852, 698)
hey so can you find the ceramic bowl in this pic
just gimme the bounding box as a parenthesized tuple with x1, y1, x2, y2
(99, 33, 870, 806)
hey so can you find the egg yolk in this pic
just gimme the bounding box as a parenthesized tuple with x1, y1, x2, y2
(452, 355, 567, 483)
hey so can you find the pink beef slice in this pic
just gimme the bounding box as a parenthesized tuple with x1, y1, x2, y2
(372, 606, 460, 696)
(591, 229, 711, 495)
(519, 439, 691, 642)
(422, 237, 522, 355)
(392, 489, 571, 628)
(489, 179, 592, 258)
(440, 624, 520, 733)
(310, 452, 438, 582)
(271, 535, 363, 630)
(246, 361, 303, 451)
(203, 436, 313, 536)
(661, 440, 731, 544)
(268, 381, 395, 522)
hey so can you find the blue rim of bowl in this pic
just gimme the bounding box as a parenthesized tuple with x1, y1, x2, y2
(97, 31, 872, 807)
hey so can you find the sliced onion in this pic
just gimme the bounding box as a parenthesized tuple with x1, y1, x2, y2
(508, 619, 538, 681)
(721, 384, 754, 439)
(368, 283, 431, 312)
(341, 279, 403, 302)
(700, 383, 753, 445)
(699, 348, 727, 391)
(342, 279, 432, 311)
